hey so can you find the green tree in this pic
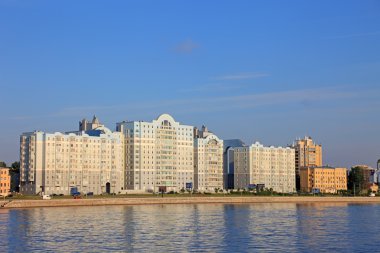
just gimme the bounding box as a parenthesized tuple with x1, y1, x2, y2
(11, 161, 20, 173)
(9, 161, 20, 192)
(0, 161, 6, 167)
(348, 166, 366, 195)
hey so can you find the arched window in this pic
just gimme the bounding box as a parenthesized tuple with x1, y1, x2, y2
(161, 120, 171, 127)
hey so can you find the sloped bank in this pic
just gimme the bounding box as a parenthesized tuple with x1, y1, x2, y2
(2, 196, 380, 209)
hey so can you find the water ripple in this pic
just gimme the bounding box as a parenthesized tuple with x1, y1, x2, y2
(1, 203, 380, 252)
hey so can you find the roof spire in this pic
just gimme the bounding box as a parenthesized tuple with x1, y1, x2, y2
(92, 115, 100, 124)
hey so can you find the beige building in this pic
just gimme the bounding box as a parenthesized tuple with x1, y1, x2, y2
(0, 167, 11, 196)
(300, 166, 347, 193)
(117, 114, 194, 192)
(234, 142, 296, 193)
(20, 119, 124, 195)
(292, 136, 322, 189)
(194, 126, 224, 192)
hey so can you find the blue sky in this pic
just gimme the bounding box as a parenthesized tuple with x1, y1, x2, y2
(0, 0, 379, 167)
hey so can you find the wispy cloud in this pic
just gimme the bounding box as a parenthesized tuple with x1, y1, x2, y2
(11, 86, 373, 120)
(213, 72, 269, 80)
(179, 83, 247, 93)
(325, 31, 380, 39)
(174, 39, 199, 53)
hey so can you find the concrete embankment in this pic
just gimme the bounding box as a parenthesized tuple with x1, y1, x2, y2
(2, 196, 380, 209)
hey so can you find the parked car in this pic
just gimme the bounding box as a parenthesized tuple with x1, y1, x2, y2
(42, 195, 51, 200)
(70, 187, 79, 196)
(86, 192, 94, 196)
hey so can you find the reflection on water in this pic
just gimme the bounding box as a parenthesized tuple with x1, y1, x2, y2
(1, 203, 380, 252)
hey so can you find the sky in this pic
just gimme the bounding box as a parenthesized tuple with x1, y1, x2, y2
(0, 0, 379, 168)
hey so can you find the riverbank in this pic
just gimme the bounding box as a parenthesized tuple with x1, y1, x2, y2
(2, 196, 380, 209)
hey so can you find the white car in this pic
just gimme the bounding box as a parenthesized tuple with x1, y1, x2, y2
(42, 195, 52, 200)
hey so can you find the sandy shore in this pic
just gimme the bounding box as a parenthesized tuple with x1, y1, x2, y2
(2, 196, 380, 209)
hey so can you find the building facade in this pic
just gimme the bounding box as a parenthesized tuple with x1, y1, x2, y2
(117, 114, 194, 192)
(223, 139, 246, 189)
(0, 167, 11, 196)
(234, 142, 296, 193)
(300, 166, 347, 193)
(20, 121, 124, 195)
(194, 126, 224, 192)
(292, 136, 322, 190)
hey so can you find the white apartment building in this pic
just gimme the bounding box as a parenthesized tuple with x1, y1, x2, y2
(116, 114, 194, 192)
(20, 120, 124, 195)
(194, 126, 224, 192)
(234, 142, 296, 193)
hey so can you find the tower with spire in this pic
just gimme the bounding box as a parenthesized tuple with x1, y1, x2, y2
(79, 115, 103, 131)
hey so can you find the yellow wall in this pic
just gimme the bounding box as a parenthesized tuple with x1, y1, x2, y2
(294, 138, 323, 173)
(0, 168, 11, 195)
(300, 167, 347, 193)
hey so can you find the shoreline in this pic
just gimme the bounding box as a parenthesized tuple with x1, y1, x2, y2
(2, 196, 380, 209)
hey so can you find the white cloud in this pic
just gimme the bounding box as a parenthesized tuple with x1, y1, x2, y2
(174, 39, 199, 53)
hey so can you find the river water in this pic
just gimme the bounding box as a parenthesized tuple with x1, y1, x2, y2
(0, 203, 379, 252)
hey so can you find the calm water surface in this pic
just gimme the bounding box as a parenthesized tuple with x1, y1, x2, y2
(0, 203, 380, 252)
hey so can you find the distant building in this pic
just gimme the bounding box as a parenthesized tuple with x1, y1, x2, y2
(194, 126, 224, 192)
(375, 160, 380, 184)
(292, 137, 322, 190)
(234, 142, 296, 193)
(116, 114, 194, 192)
(20, 118, 124, 195)
(79, 115, 103, 131)
(300, 166, 347, 194)
(223, 139, 246, 189)
(373, 160, 380, 184)
(0, 167, 11, 196)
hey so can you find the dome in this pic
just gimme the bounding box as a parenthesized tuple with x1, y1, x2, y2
(156, 113, 176, 123)
(93, 126, 112, 135)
